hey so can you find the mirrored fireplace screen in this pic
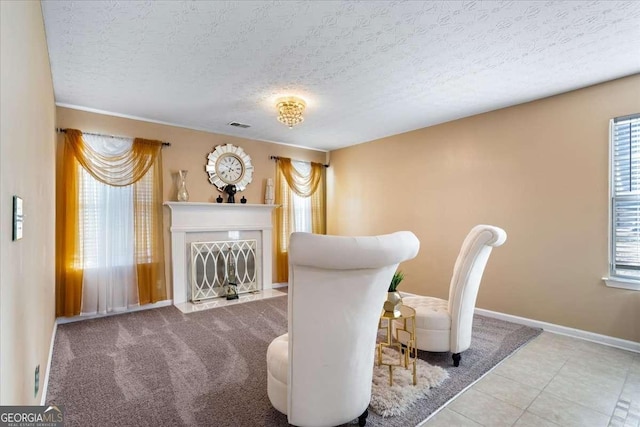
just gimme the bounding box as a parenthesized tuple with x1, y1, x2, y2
(190, 239, 258, 302)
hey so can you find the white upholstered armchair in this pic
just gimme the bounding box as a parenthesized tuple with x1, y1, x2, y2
(400, 225, 506, 367)
(267, 231, 420, 427)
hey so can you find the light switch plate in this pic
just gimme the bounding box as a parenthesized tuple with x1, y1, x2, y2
(13, 196, 23, 241)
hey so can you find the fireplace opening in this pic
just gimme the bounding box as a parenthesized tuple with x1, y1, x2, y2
(190, 239, 258, 302)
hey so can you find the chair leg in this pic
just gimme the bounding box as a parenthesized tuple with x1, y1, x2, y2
(358, 409, 368, 426)
(400, 342, 407, 354)
(452, 353, 461, 367)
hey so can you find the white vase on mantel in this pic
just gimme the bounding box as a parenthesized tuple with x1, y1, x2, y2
(265, 178, 274, 205)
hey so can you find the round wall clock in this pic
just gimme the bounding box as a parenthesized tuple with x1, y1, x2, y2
(205, 144, 254, 191)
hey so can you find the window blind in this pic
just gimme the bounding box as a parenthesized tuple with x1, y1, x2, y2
(291, 161, 312, 233)
(611, 113, 640, 277)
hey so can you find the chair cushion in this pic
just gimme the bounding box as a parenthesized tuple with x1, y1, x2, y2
(403, 296, 451, 330)
(267, 333, 289, 385)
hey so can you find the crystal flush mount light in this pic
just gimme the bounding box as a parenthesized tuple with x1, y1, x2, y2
(276, 96, 306, 129)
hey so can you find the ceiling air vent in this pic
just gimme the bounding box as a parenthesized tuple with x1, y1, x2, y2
(228, 122, 251, 129)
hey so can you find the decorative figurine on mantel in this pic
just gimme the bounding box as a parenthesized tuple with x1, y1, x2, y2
(240, 196, 247, 204)
(216, 194, 223, 203)
(224, 184, 237, 203)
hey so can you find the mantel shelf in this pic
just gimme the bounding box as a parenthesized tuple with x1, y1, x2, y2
(164, 202, 278, 210)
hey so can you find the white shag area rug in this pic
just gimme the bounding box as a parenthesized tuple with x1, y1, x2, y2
(370, 347, 449, 417)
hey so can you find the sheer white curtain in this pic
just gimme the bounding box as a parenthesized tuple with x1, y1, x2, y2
(79, 134, 138, 314)
(290, 161, 312, 233)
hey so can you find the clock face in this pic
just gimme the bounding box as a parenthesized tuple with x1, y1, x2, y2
(216, 154, 244, 184)
(205, 144, 253, 191)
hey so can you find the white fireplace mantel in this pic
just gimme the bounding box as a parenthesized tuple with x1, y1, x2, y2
(164, 202, 278, 306)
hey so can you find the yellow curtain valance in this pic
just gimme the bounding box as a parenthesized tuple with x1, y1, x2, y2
(277, 157, 323, 197)
(64, 129, 162, 187)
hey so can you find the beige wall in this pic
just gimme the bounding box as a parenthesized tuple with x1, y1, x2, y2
(56, 107, 326, 293)
(328, 75, 640, 342)
(0, 1, 57, 404)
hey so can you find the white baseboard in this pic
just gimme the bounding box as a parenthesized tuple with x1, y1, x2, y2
(271, 282, 288, 289)
(475, 307, 640, 354)
(56, 300, 174, 325)
(401, 291, 640, 353)
(41, 321, 57, 405)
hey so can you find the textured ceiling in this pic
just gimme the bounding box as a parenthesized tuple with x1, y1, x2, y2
(42, 1, 640, 151)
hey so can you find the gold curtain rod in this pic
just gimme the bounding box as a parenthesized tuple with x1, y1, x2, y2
(56, 128, 171, 147)
(269, 155, 329, 168)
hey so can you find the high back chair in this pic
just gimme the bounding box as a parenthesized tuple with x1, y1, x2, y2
(401, 225, 506, 367)
(267, 231, 420, 427)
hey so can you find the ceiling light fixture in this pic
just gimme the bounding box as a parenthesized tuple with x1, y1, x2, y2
(276, 96, 306, 129)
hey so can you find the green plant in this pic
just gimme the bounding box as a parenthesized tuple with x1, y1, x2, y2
(388, 271, 405, 292)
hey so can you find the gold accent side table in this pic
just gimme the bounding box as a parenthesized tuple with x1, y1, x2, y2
(377, 305, 417, 386)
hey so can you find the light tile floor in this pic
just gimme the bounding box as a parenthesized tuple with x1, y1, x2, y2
(173, 288, 287, 313)
(421, 332, 640, 427)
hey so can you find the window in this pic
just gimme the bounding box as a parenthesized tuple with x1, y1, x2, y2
(290, 161, 312, 233)
(78, 136, 136, 269)
(607, 113, 640, 290)
(79, 169, 135, 268)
